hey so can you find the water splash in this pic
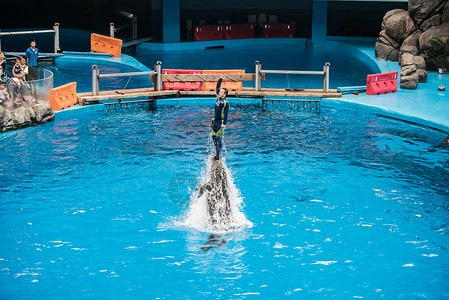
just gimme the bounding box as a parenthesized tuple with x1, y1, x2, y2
(177, 155, 252, 234)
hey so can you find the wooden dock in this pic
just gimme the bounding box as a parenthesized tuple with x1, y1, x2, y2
(80, 66, 341, 106)
(78, 87, 342, 105)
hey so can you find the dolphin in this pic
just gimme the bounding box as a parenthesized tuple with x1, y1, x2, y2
(195, 155, 232, 230)
(200, 234, 230, 253)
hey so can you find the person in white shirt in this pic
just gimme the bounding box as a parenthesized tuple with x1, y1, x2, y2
(20, 57, 29, 83)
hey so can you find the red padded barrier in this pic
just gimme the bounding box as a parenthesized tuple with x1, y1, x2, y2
(194, 25, 224, 41)
(366, 71, 398, 95)
(162, 69, 203, 91)
(263, 23, 296, 38)
(224, 24, 255, 39)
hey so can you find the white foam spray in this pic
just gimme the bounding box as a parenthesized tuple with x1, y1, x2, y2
(176, 155, 253, 234)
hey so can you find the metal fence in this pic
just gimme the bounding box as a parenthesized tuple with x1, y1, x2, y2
(0, 24, 60, 53)
(1, 69, 53, 110)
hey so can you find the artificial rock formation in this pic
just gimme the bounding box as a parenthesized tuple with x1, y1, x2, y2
(0, 104, 55, 133)
(375, 0, 449, 89)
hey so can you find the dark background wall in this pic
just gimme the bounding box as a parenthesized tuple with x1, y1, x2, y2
(0, 0, 407, 44)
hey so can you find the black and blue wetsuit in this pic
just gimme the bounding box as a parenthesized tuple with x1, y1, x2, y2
(211, 78, 229, 156)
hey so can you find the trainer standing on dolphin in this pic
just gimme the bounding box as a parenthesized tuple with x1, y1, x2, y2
(211, 75, 229, 160)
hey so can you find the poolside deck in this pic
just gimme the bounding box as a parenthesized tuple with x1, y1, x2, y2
(325, 38, 449, 132)
(77, 87, 342, 105)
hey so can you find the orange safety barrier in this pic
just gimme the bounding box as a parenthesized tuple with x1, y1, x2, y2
(202, 70, 245, 92)
(162, 69, 203, 91)
(366, 71, 398, 95)
(50, 82, 77, 111)
(91, 33, 122, 57)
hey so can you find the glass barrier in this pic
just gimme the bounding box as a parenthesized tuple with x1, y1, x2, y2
(0, 69, 54, 110)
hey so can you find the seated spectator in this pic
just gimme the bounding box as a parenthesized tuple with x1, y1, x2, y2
(12, 57, 29, 91)
(20, 57, 29, 82)
(12, 58, 23, 79)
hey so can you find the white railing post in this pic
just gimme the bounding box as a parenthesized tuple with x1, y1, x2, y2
(53, 23, 60, 53)
(92, 65, 99, 96)
(110, 23, 115, 38)
(323, 62, 330, 93)
(155, 61, 162, 91)
(255, 60, 262, 91)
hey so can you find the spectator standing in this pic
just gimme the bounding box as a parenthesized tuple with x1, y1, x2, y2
(0, 52, 6, 82)
(25, 40, 39, 81)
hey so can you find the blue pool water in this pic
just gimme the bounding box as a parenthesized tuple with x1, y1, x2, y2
(1, 42, 449, 299)
(1, 100, 448, 299)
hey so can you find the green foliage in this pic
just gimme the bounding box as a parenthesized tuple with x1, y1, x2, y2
(420, 37, 449, 70)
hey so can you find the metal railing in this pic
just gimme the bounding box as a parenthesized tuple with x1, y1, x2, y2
(109, 16, 137, 40)
(0, 23, 60, 53)
(91, 61, 161, 96)
(91, 60, 332, 96)
(255, 61, 330, 92)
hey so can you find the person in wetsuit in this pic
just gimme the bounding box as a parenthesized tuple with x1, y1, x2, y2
(211, 75, 229, 160)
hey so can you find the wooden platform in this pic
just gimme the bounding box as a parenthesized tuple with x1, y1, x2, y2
(77, 87, 342, 105)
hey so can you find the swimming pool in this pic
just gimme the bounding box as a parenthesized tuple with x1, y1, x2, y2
(0, 42, 448, 299)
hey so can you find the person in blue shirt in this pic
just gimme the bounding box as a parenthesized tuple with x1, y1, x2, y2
(211, 75, 229, 160)
(25, 40, 39, 81)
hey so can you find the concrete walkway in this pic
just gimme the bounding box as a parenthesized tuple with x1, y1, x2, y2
(326, 39, 449, 132)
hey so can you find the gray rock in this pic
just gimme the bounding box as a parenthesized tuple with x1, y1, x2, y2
(401, 52, 415, 66)
(401, 64, 418, 76)
(11, 107, 33, 126)
(443, 1, 449, 23)
(400, 45, 419, 57)
(414, 55, 426, 69)
(385, 11, 417, 44)
(378, 30, 401, 48)
(375, 41, 400, 61)
(420, 14, 442, 32)
(0, 106, 14, 132)
(417, 69, 428, 83)
(400, 71, 419, 89)
(419, 22, 449, 51)
(382, 9, 407, 30)
(0, 105, 11, 123)
(0, 103, 55, 133)
(33, 104, 55, 123)
(400, 29, 422, 56)
(409, 0, 446, 25)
